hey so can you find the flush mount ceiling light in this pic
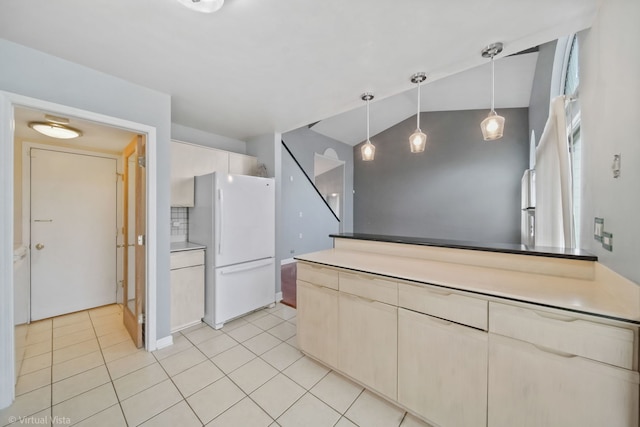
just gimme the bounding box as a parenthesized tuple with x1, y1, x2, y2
(28, 115, 82, 139)
(480, 42, 505, 141)
(176, 0, 224, 13)
(360, 93, 376, 161)
(409, 72, 428, 153)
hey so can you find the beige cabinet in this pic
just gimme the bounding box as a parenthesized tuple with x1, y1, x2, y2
(170, 250, 205, 332)
(488, 333, 639, 427)
(229, 152, 258, 175)
(296, 280, 339, 367)
(398, 308, 488, 427)
(338, 292, 398, 400)
(170, 141, 258, 207)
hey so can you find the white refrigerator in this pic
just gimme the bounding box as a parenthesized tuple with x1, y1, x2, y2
(189, 172, 275, 329)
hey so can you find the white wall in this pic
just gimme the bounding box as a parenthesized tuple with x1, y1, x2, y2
(0, 39, 174, 338)
(579, 0, 640, 284)
(171, 123, 246, 154)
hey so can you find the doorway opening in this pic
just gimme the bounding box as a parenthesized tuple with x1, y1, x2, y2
(1, 93, 157, 408)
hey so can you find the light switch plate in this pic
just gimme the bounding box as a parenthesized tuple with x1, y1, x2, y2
(602, 231, 613, 251)
(594, 218, 604, 242)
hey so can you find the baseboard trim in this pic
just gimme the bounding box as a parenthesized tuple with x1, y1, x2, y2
(275, 292, 283, 302)
(155, 335, 173, 350)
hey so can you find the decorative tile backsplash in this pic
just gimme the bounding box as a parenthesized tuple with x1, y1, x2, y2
(171, 207, 189, 242)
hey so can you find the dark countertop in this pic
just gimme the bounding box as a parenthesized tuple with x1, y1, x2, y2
(170, 241, 206, 253)
(330, 233, 597, 261)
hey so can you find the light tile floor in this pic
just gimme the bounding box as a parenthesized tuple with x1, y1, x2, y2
(1, 303, 433, 427)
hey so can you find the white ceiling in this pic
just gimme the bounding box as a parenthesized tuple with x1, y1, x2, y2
(14, 107, 137, 153)
(0, 0, 598, 142)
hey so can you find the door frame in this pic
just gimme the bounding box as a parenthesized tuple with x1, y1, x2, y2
(21, 143, 123, 321)
(0, 91, 159, 409)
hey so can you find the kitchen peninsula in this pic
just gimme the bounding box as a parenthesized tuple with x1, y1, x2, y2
(295, 233, 640, 427)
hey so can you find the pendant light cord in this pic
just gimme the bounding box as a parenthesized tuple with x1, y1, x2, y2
(366, 98, 370, 141)
(491, 56, 495, 112)
(416, 80, 421, 129)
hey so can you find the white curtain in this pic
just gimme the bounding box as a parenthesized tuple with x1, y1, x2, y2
(535, 95, 574, 248)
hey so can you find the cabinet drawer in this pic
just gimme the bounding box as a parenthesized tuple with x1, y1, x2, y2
(489, 302, 636, 369)
(297, 262, 339, 290)
(398, 282, 487, 330)
(339, 271, 397, 305)
(170, 250, 205, 270)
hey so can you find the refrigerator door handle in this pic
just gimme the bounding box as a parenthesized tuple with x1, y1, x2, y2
(220, 259, 273, 275)
(218, 188, 223, 255)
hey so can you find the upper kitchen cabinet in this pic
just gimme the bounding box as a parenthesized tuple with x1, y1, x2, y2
(170, 141, 257, 207)
(229, 152, 258, 175)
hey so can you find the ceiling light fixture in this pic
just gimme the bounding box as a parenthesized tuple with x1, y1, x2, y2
(28, 120, 82, 139)
(360, 93, 375, 161)
(176, 0, 224, 13)
(409, 72, 428, 153)
(480, 42, 505, 141)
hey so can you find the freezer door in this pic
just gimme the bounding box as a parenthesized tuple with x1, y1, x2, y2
(215, 174, 275, 267)
(212, 258, 276, 328)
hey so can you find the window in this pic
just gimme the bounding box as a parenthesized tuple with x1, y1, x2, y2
(563, 35, 581, 248)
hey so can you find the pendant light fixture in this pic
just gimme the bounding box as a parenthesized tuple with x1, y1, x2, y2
(480, 42, 505, 141)
(361, 92, 376, 161)
(409, 72, 427, 153)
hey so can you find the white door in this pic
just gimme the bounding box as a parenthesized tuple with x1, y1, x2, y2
(214, 174, 274, 267)
(31, 148, 117, 320)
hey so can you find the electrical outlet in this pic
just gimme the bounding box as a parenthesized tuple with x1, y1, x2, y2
(602, 232, 613, 251)
(299, 233, 303, 239)
(594, 218, 604, 241)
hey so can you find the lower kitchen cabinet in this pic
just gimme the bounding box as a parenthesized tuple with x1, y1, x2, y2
(297, 280, 339, 367)
(170, 250, 205, 332)
(338, 292, 398, 400)
(398, 308, 488, 427)
(488, 333, 640, 427)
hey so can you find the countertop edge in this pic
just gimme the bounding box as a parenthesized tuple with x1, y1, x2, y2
(330, 233, 598, 261)
(294, 251, 640, 325)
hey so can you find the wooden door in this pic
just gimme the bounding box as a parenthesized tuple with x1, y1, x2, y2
(122, 135, 146, 348)
(30, 148, 117, 320)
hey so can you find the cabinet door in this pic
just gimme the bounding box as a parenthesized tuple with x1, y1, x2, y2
(398, 308, 488, 427)
(297, 280, 338, 368)
(170, 142, 230, 206)
(229, 153, 257, 175)
(338, 293, 397, 400)
(170, 265, 205, 332)
(488, 334, 639, 427)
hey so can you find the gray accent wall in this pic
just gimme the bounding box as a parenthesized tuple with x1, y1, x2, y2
(354, 108, 529, 244)
(0, 39, 173, 340)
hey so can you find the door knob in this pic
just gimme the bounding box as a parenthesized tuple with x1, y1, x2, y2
(35, 243, 45, 250)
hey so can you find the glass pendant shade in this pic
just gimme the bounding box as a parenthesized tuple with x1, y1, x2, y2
(409, 129, 427, 153)
(361, 140, 375, 161)
(409, 72, 428, 153)
(480, 42, 505, 141)
(480, 110, 505, 140)
(360, 92, 375, 161)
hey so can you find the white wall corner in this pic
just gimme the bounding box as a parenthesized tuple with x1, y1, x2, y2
(275, 292, 283, 302)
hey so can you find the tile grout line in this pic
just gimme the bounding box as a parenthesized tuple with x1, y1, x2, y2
(88, 306, 130, 427)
